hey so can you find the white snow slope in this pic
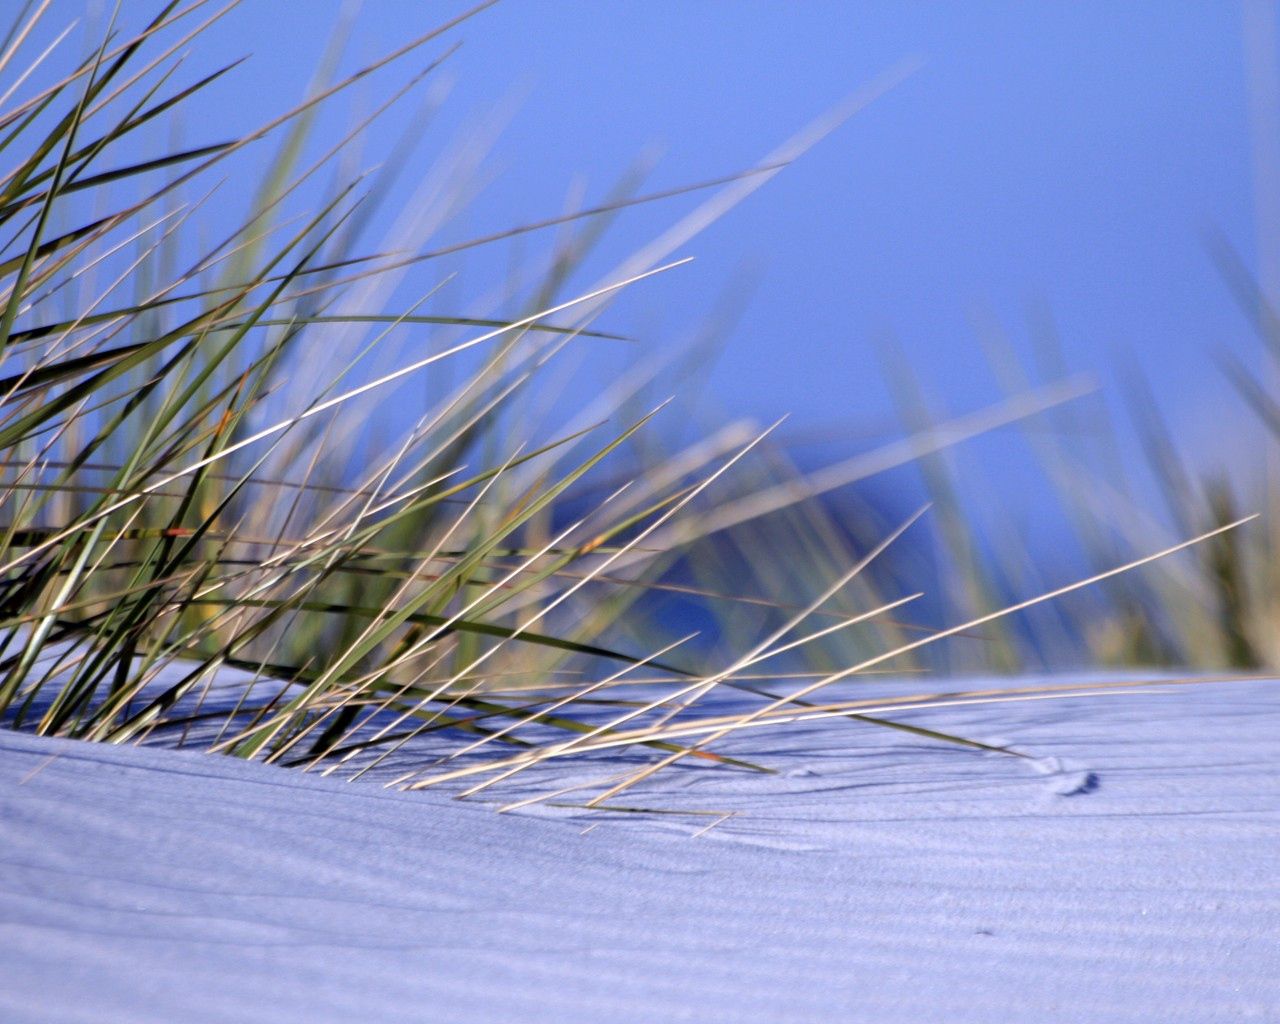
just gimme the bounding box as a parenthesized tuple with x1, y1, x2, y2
(1, 674, 1277, 1023)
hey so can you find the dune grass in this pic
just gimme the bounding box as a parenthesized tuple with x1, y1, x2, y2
(0, 2, 1261, 805)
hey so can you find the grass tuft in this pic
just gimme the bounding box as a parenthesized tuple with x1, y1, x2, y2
(0, 3, 1260, 807)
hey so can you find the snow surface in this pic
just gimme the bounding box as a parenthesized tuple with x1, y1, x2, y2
(1, 674, 1277, 1023)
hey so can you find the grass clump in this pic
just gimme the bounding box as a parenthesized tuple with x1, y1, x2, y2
(0, 2, 1255, 805)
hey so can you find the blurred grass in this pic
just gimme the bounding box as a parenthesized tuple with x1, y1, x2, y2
(0, 2, 1262, 802)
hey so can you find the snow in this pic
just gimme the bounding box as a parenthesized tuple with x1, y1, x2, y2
(1, 673, 1277, 1022)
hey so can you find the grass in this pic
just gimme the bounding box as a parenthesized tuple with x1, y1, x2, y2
(0, 1, 1262, 807)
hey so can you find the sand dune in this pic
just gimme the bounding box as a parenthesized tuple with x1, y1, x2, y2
(2, 675, 1277, 1022)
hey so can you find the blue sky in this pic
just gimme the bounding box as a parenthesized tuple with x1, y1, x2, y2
(54, 2, 1274, 536)
(192, 3, 1262, 445)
